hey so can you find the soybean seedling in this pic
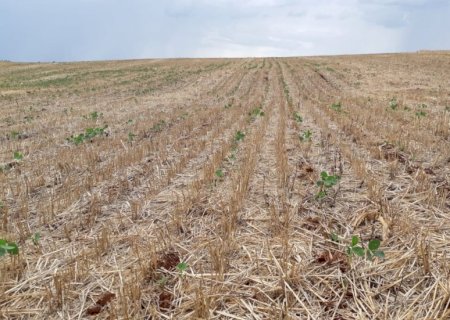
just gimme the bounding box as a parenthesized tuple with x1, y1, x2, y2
(330, 232, 340, 243)
(31, 232, 41, 246)
(176, 262, 188, 277)
(13, 151, 24, 161)
(215, 169, 224, 178)
(128, 132, 136, 142)
(299, 130, 312, 142)
(347, 236, 384, 261)
(0, 239, 19, 257)
(389, 98, 398, 110)
(248, 107, 264, 121)
(330, 102, 342, 112)
(316, 171, 340, 199)
(151, 120, 166, 133)
(83, 111, 103, 120)
(415, 110, 426, 118)
(156, 276, 168, 288)
(9, 131, 20, 140)
(234, 131, 245, 143)
(293, 112, 303, 123)
(67, 125, 108, 145)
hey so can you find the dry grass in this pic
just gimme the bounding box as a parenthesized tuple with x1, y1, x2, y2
(0, 52, 449, 319)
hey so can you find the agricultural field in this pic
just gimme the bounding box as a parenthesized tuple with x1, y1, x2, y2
(0, 52, 449, 319)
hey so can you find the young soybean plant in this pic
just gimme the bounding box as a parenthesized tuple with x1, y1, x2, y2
(389, 98, 398, 110)
(316, 171, 340, 199)
(299, 130, 312, 142)
(176, 262, 189, 277)
(215, 169, 224, 179)
(293, 112, 303, 123)
(234, 131, 245, 143)
(0, 239, 19, 257)
(347, 236, 384, 261)
(330, 102, 342, 112)
(13, 151, 24, 161)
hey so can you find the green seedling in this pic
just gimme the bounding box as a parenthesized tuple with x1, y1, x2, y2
(415, 110, 426, 118)
(67, 125, 108, 145)
(347, 236, 384, 261)
(0, 239, 19, 257)
(156, 276, 168, 288)
(248, 107, 265, 120)
(85, 126, 107, 139)
(68, 134, 85, 145)
(13, 151, 23, 161)
(367, 239, 385, 260)
(445, 106, 450, 112)
(126, 119, 133, 124)
(299, 130, 312, 142)
(347, 235, 365, 257)
(234, 131, 245, 143)
(31, 232, 41, 246)
(180, 112, 189, 120)
(83, 111, 103, 120)
(176, 262, 188, 275)
(128, 132, 136, 142)
(389, 98, 398, 110)
(293, 112, 303, 123)
(10, 131, 20, 139)
(330, 232, 340, 243)
(330, 102, 342, 112)
(224, 103, 232, 109)
(215, 169, 224, 178)
(316, 171, 340, 199)
(227, 153, 236, 162)
(151, 120, 166, 132)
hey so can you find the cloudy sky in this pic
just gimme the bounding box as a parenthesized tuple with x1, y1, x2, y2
(0, 0, 449, 61)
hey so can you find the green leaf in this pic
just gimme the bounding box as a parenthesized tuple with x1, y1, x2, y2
(0, 240, 19, 256)
(1, 243, 16, 250)
(324, 180, 334, 188)
(6, 243, 18, 255)
(176, 262, 188, 272)
(215, 169, 224, 178)
(351, 235, 359, 247)
(330, 233, 339, 243)
(373, 251, 385, 259)
(13, 151, 23, 161)
(352, 246, 365, 257)
(31, 232, 41, 245)
(316, 191, 327, 199)
(368, 239, 381, 251)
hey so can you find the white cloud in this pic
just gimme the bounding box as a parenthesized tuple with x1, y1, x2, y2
(0, 0, 448, 61)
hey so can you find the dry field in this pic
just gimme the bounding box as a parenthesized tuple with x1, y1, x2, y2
(0, 52, 449, 319)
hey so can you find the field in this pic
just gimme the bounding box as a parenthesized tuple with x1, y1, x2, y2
(0, 52, 449, 319)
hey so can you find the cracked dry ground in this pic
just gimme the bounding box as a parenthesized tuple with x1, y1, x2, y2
(1, 52, 449, 319)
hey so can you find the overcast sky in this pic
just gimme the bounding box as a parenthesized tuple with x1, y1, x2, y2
(0, 0, 449, 62)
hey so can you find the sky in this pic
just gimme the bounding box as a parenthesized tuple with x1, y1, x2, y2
(0, 0, 449, 62)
